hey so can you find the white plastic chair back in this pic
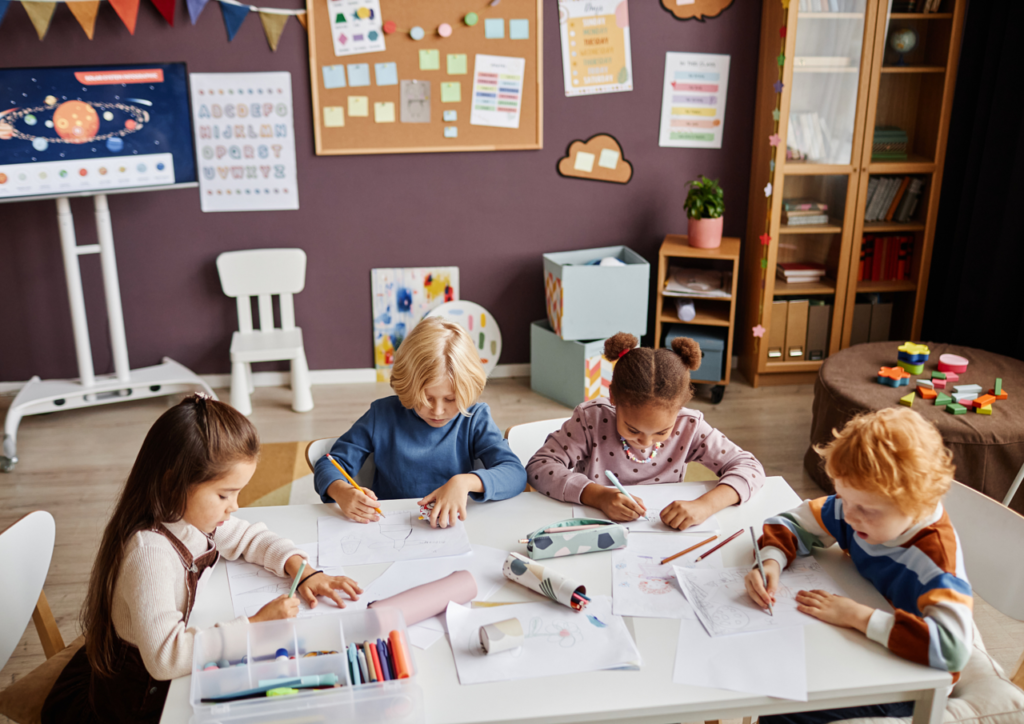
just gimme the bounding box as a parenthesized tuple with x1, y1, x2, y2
(944, 481, 1024, 621)
(505, 418, 570, 467)
(0, 511, 56, 670)
(305, 437, 376, 488)
(216, 249, 307, 333)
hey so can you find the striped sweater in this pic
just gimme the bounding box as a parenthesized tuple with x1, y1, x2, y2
(760, 496, 973, 679)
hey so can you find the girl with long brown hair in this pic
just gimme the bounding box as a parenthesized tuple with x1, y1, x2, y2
(42, 394, 363, 724)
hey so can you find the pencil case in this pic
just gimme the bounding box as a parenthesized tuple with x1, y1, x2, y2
(502, 552, 588, 611)
(523, 518, 628, 560)
(368, 570, 477, 626)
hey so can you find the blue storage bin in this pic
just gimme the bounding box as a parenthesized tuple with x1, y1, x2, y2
(664, 325, 726, 383)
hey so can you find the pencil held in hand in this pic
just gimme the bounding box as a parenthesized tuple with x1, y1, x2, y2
(750, 526, 774, 617)
(327, 454, 383, 516)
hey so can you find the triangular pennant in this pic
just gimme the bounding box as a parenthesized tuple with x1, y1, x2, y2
(185, 0, 208, 24)
(150, 0, 175, 25)
(67, 0, 100, 39)
(295, 10, 306, 30)
(108, 0, 140, 33)
(258, 11, 287, 51)
(219, 0, 248, 40)
(0, 0, 11, 29)
(23, 1, 57, 39)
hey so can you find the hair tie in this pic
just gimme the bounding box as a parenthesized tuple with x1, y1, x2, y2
(618, 348, 630, 359)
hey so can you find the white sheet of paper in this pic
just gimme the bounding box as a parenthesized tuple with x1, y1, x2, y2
(445, 595, 640, 685)
(674, 618, 808, 701)
(612, 533, 722, 619)
(573, 483, 721, 533)
(470, 54, 526, 130)
(326, 0, 386, 58)
(658, 52, 730, 149)
(226, 543, 351, 619)
(676, 556, 846, 637)
(318, 509, 472, 567)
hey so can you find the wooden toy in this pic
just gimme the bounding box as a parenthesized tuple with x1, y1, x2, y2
(994, 378, 1003, 396)
(972, 394, 996, 408)
(988, 388, 1008, 400)
(977, 404, 993, 416)
(896, 360, 924, 375)
(933, 379, 946, 389)
(876, 366, 912, 387)
(946, 403, 967, 415)
(934, 392, 952, 407)
(931, 371, 946, 380)
(916, 379, 934, 389)
(897, 342, 930, 364)
(952, 392, 978, 404)
(953, 384, 982, 394)
(944, 371, 960, 382)
(899, 392, 915, 407)
(918, 387, 937, 400)
(937, 353, 969, 374)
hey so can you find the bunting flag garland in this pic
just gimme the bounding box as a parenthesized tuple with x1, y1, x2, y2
(293, 5, 304, 28)
(23, 0, 56, 38)
(66, 0, 98, 36)
(258, 8, 286, 50)
(108, 0, 139, 33)
(149, 0, 174, 25)
(218, 0, 247, 39)
(185, 0, 206, 23)
(0, 0, 10, 26)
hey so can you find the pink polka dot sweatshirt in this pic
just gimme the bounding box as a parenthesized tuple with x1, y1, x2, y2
(526, 398, 766, 504)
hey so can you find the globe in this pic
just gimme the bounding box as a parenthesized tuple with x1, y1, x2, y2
(890, 28, 918, 55)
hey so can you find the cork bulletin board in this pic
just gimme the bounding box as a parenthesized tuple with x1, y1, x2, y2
(307, 0, 543, 155)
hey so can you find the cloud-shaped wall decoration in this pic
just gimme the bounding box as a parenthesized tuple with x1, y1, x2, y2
(661, 0, 734, 21)
(556, 134, 633, 185)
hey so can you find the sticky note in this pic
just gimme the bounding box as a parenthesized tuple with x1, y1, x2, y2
(447, 54, 468, 75)
(444, 126, 458, 138)
(484, 18, 504, 38)
(443, 110, 457, 121)
(347, 63, 371, 87)
(574, 151, 595, 172)
(441, 82, 461, 103)
(348, 95, 369, 117)
(419, 49, 441, 71)
(374, 101, 395, 123)
(323, 106, 345, 127)
(598, 148, 620, 169)
(322, 65, 346, 89)
(509, 19, 529, 39)
(374, 62, 398, 86)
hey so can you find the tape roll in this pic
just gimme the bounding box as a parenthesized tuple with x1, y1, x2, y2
(369, 570, 477, 626)
(480, 618, 524, 654)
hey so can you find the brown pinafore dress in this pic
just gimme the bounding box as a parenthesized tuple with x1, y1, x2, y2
(42, 524, 220, 724)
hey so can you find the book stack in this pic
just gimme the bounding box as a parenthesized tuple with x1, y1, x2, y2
(782, 198, 828, 226)
(777, 262, 827, 285)
(858, 235, 914, 282)
(872, 127, 908, 161)
(863, 176, 925, 223)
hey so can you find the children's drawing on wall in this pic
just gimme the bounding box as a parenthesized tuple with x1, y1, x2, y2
(370, 267, 459, 382)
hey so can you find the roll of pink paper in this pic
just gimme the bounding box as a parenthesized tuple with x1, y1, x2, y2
(368, 570, 478, 626)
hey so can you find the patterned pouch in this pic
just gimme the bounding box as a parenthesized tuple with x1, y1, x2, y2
(524, 518, 629, 560)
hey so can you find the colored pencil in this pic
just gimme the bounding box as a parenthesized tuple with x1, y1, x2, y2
(543, 523, 604, 533)
(326, 454, 383, 516)
(694, 528, 744, 562)
(750, 527, 774, 617)
(287, 561, 306, 598)
(362, 642, 377, 682)
(660, 534, 718, 565)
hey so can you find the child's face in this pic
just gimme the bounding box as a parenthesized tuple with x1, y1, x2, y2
(613, 400, 677, 451)
(834, 479, 916, 545)
(183, 459, 256, 534)
(415, 379, 459, 428)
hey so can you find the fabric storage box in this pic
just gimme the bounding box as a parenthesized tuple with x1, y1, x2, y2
(190, 609, 423, 724)
(664, 324, 726, 383)
(531, 320, 640, 409)
(543, 245, 650, 341)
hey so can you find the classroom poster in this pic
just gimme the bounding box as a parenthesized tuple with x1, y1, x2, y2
(558, 0, 633, 96)
(189, 72, 299, 213)
(327, 0, 386, 58)
(470, 55, 526, 130)
(658, 52, 730, 149)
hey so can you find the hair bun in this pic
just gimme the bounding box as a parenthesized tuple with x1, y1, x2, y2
(603, 332, 638, 362)
(671, 336, 702, 372)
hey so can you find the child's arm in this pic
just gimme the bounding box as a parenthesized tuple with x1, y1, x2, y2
(526, 414, 597, 503)
(685, 416, 766, 504)
(312, 407, 380, 522)
(217, 518, 308, 574)
(466, 403, 528, 502)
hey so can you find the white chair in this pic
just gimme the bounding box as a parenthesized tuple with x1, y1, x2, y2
(216, 249, 313, 416)
(305, 437, 376, 488)
(504, 417, 570, 467)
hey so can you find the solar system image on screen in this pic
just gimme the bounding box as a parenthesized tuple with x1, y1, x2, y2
(0, 63, 196, 201)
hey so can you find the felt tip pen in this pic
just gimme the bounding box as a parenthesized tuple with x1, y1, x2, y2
(604, 470, 647, 516)
(347, 643, 360, 685)
(287, 561, 306, 599)
(257, 674, 338, 688)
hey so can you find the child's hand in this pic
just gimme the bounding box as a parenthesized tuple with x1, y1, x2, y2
(795, 590, 873, 632)
(297, 573, 363, 610)
(661, 499, 712, 531)
(744, 559, 780, 609)
(581, 484, 646, 521)
(329, 481, 380, 524)
(249, 594, 299, 623)
(418, 474, 482, 528)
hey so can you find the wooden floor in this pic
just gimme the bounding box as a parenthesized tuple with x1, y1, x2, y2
(2, 376, 1021, 720)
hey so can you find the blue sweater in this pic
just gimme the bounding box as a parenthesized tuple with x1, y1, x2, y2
(313, 396, 527, 503)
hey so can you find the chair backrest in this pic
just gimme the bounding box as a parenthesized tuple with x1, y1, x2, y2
(216, 249, 307, 335)
(504, 418, 570, 467)
(943, 480, 1024, 622)
(304, 438, 376, 488)
(0, 511, 56, 670)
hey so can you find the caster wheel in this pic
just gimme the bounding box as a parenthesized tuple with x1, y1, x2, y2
(0, 456, 16, 473)
(710, 385, 726, 405)
(150, 385, 161, 392)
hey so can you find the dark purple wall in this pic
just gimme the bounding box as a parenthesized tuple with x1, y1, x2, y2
(0, 1, 761, 380)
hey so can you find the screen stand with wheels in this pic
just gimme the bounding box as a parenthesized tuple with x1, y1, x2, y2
(1, 194, 215, 472)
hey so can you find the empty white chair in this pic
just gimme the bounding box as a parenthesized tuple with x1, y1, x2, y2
(305, 437, 376, 488)
(216, 249, 313, 416)
(504, 418, 570, 467)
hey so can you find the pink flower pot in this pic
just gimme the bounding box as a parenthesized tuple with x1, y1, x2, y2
(687, 216, 724, 249)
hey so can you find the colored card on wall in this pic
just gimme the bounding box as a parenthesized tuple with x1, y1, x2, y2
(323, 106, 345, 127)
(348, 95, 369, 116)
(327, 0, 386, 58)
(440, 82, 461, 103)
(558, 0, 633, 97)
(658, 52, 730, 149)
(347, 63, 371, 87)
(444, 126, 458, 138)
(371, 267, 459, 382)
(322, 64, 347, 89)
(374, 62, 398, 86)
(574, 151, 594, 172)
(374, 101, 395, 123)
(400, 80, 431, 123)
(509, 19, 529, 39)
(484, 18, 504, 38)
(470, 54, 525, 130)
(443, 110, 457, 121)
(447, 53, 468, 75)
(419, 49, 441, 71)
(598, 148, 619, 169)
(190, 71, 299, 213)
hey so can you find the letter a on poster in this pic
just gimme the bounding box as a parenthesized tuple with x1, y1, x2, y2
(559, 0, 633, 97)
(658, 53, 730, 149)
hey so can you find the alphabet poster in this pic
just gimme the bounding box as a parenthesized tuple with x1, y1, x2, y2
(189, 72, 299, 212)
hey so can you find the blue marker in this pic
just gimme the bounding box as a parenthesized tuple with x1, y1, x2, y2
(347, 643, 360, 685)
(604, 470, 647, 518)
(275, 648, 289, 662)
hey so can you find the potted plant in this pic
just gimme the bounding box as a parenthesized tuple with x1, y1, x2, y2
(683, 175, 725, 249)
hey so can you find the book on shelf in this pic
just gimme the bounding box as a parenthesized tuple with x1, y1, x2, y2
(783, 212, 829, 226)
(872, 127, 908, 160)
(783, 198, 828, 212)
(863, 175, 925, 223)
(663, 267, 732, 299)
(777, 262, 827, 284)
(858, 234, 914, 282)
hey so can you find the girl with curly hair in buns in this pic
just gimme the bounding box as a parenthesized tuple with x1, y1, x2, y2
(527, 333, 765, 530)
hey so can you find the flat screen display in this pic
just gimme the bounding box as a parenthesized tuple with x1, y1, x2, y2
(0, 63, 196, 201)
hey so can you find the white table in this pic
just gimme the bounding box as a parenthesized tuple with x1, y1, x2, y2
(161, 477, 950, 724)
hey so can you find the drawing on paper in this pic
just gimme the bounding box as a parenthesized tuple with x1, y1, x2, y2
(574, 482, 721, 534)
(527, 617, 581, 648)
(318, 510, 472, 567)
(610, 534, 723, 619)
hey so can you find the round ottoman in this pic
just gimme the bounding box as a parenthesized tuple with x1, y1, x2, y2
(804, 342, 1024, 514)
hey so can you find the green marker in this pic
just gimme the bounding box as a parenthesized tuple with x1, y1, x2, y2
(288, 561, 306, 598)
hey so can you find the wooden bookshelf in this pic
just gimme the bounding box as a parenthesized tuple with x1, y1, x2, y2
(738, 0, 966, 387)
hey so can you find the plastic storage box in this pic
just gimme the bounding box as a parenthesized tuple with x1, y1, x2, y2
(190, 609, 423, 724)
(543, 245, 650, 341)
(664, 324, 727, 383)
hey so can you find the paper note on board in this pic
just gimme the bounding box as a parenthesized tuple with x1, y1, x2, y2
(441, 82, 462, 103)
(447, 53, 468, 75)
(470, 54, 526, 130)
(327, 0, 386, 58)
(323, 106, 345, 127)
(400, 81, 431, 123)
(419, 49, 441, 71)
(658, 51, 730, 149)
(574, 151, 595, 172)
(444, 127, 458, 138)
(322, 64, 346, 89)
(558, 0, 634, 97)
(484, 18, 504, 38)
(347, 63, 371, 87)
(509, 18, 529, 39)
(348, 95, 369, 116)
(374, 62, 398, 86)
(599, 148, 620, 169)
(443, 110, 457, 121)
(374, 101, 395, 123)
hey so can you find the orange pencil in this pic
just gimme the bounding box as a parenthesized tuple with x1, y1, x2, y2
(660, 534, 718, 565)
(326, 454, 383, 517)
(694, 528, 744, 562)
